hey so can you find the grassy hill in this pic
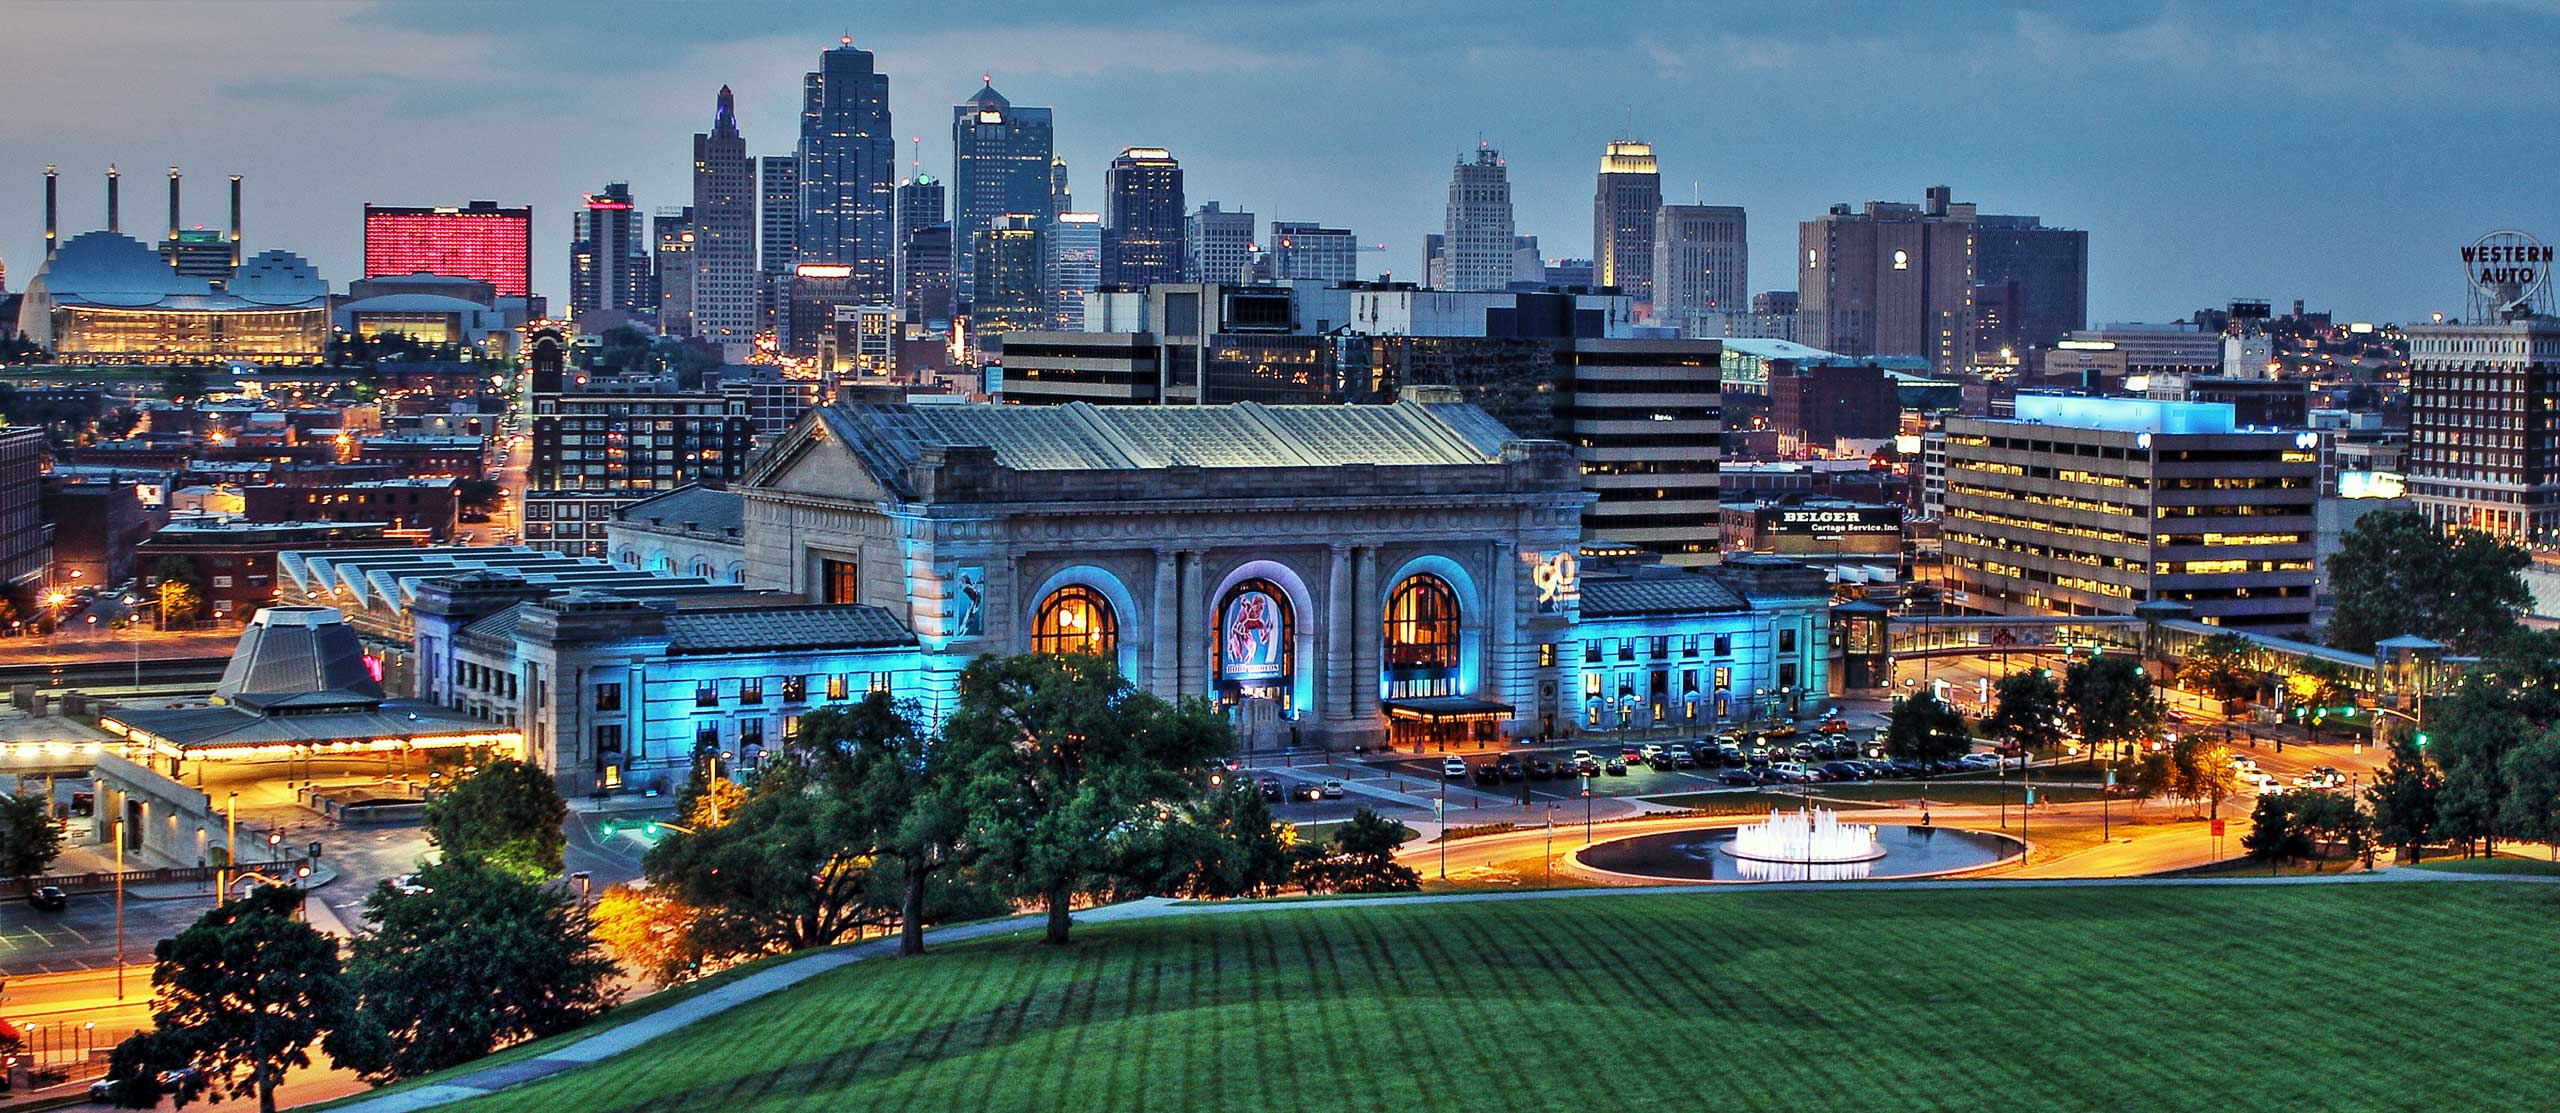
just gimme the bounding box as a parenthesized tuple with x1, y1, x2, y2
(445, 881, 2559, 1112)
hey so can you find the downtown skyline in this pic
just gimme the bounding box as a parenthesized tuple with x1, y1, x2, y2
(4, 0, 2555, 323)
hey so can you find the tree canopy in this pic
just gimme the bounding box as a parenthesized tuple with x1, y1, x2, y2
(943, 654, 1232, 944)
(424, 758, 569, 880)
(2324, 508, 2528, 655)
(1985, 669, 2066, 759)
(2176, 632, 2261, 704)
(327, 859, 618, 1083)
(1882, 690, 1970, 770)
(0, 793, 62, 882)
(104, 886, 350, 1113)
(2064, 653, 2163, 761)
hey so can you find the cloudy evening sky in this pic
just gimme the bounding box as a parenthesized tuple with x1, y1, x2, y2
(5, 0, 2555, 324)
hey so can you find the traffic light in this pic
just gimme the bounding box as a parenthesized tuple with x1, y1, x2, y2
(644, 821, 661, 837)
(2415, 732, 2431, 749)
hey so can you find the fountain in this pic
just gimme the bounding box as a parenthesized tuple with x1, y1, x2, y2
(1723, 807, 1887, 864)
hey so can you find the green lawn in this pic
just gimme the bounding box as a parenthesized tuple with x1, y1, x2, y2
(2406, 854, 2560, 876)
(441, 883, 2560, 1113)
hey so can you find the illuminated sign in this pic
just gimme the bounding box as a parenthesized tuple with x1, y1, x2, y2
(2463, 230, 2552, 315)
(1220, 590, 1285, 681)
(1768, 507, 1902, 537)
(796, 264, 854, 279)
(2338, 471, 2406, 500)
(1531, 551, 1579, 615)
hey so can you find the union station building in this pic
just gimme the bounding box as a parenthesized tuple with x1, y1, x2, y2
(738, 399, 1831, 753)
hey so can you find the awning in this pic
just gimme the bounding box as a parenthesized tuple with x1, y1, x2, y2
(1384, 696, 1516, 721)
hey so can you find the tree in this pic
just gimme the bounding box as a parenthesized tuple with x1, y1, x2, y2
(591, 883, 712, 987)
(2500, 727, 2560, 859)
(1126, 782, 1296, 900)
(945, 654, 1232, 945)
(454, 478, 503, 513)
(424, 759, 569, 880)
(326, 859, 618, 1083)
(2293, 791, 2373, 870)
(669, 743, 748, 831)
(2241, 794, 2305, 863)
(102, 886, 350, 1113)
(2324, 508, 2528, 655)
(2160, 737, 2240, 818)
(1293, 808, 1419, 894)
(1882, 690, 1969, 770)
(817, 693, 978, 956)
(642, 785, 873, 956)
(2064, 654, 2163, 763)
(153, 555, 205, 628)
(2177, 632, 2261, 704)
(0, 793, 62, 884)
(1985, 669, 2066, 760)
(2367, 737, 2440, 864)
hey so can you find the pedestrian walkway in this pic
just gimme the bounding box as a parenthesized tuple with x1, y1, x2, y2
(306, 864, 2560, 1112)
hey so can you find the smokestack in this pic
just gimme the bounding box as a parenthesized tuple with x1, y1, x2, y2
(167, 165, 181, 244)
(229, 175, 242, 267)
(106, 164, 119, 233)
(43, 165, 57, 257)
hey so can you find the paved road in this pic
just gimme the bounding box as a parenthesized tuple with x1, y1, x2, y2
(312, 865, 2560, 1113)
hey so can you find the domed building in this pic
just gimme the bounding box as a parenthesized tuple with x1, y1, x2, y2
(15, 231, 328, 364)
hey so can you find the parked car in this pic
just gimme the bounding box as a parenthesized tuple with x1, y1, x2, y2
(1299, 783, 1326, 802)
(1957, 752, 2003, 770)
(1716, 769, 1760, 787)
(1527, 759, 1557, 780)
(1604, 758, 1629, 776)
(1442, 757, 1470, 779)
(1321, 779, 1346, 799)
(1472, 765, 1504, 787)
(1769, 761, 1817, 784)
(1498, 759, 1526, 783)
(1573, 757, 1603, 777)
(1259, 778, 1284, 801)
(1570, 749, 1596, 765)
(27, 885, 66, 911)
(1820, 761, 1864, 782)
(1648, 753, 1680, 772)
(1619, 747, 1645, 765)
(1638, 743, 1667, 762)
(1665, 744, 1696, 766)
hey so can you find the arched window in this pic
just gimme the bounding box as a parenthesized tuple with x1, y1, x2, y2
(1384, 574, 1461, 672)
(1032, 584, 1118, 658)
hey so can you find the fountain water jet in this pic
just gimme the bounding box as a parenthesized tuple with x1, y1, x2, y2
(1723, 807, 1886, 864)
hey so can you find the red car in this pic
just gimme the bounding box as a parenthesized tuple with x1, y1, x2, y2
(1619, 746, 1644, 765)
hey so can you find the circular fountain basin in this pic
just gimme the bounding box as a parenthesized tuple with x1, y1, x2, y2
(1576, 824, 2025, 883)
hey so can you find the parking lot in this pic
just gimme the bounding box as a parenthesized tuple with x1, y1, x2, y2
(1365, 725, 1893, 808)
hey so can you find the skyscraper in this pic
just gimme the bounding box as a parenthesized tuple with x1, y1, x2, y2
(1796, 185, 1977, 374)
(757, 155, 799, 332)
(1049, 155, 1073, 216)
(653, 207, 696, 335)
(1972, 214, 2089, 360)
(1102, 148, 1183, 288)
(1269, 222, 1358, 284)
(570, 182, 648, 320)
(894, 172, 945, 310)
(797, 37, 895, 298)
(952, 80, 1055, 292)
(971, 215, 1046, 348)
(691, 86, 757, 343)
(1651, 204, 1748, 336)
(1441, 146, 1515, 292)
(901, 224, 954, 324)
(1184, 202, 1254, 285)
(1591, 140, 1660, 303)
(1046, 211, 1102, 329)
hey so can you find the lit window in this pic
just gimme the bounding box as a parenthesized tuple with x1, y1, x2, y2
(1032, 585, 1118, 657)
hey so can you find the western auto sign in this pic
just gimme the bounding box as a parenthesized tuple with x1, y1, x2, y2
(2464, 230, 2552, 314)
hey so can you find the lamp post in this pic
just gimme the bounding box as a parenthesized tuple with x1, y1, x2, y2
(113, 817, 125, 1001)
(219, 791, 237, 904)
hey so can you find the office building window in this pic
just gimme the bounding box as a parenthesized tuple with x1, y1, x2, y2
(594, 683, 621, 712)
(823, 558, 859, 605)
(740, 679, 763, 705)
(695, 681, 718, 708)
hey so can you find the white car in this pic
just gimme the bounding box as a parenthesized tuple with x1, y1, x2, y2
(2250, 773, 2284, 795)
(1441, 757, 1469, 778)
(1957, 752, 2003, 769)
(1639, 743, 1667, 761)
(1570, 749, 1595, 764)
(2230, 755, 2260, 775)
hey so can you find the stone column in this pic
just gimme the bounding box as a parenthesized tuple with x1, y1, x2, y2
(1485, 543, 1516, 714)
(1178, 551, 1207, 698)
(1351, 546, 1380, 723)
(1151, 548, 1179, 700)
(1322, 544, 1352, 725)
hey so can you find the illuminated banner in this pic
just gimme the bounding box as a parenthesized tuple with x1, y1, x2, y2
(1221, 590, 1285, 681)
(1532, 551, 1579, 615)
